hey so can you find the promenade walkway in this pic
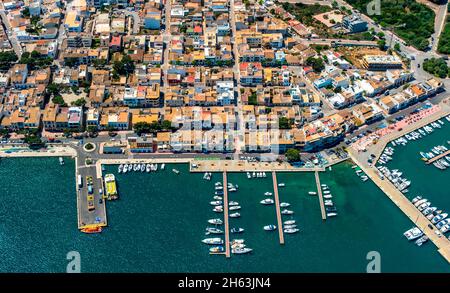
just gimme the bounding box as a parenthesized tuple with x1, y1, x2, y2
(272, 172, 285, 244)
(315, 171, 327, 220)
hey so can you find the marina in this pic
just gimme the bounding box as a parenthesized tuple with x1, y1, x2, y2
(1, 158, 450, 272)
(349, 104, 450, 263)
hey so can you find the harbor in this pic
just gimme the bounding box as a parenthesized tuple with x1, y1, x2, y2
(348, 101, 450, 263)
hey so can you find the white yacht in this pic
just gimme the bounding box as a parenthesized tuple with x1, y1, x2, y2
(403, 227, 423, 241)
(260, 198, 274, 205)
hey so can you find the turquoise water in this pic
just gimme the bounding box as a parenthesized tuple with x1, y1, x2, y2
(0, 154, 449, 272)
(384, 121, 450, 210)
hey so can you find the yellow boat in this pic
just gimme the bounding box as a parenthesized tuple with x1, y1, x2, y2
(104, 173, 118, 200)
(81, 225, 102, 234)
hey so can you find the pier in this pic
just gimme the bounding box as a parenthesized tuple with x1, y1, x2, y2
(272, 172, 285, 245)
(348, 150, 450, 263)
(223, 171, 231, 258)
(315, 171, 327, 220)
(425, 149, 450, 164)
(77, 158, 107, 230)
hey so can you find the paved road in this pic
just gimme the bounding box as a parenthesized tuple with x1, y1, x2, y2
(0, 10, 22, 57)
(230, 0, 245, 156)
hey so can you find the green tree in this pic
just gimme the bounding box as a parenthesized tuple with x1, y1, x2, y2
(0, 51, 18, 71)
(306, 57, 325, 73)
(285, 148, 300, 162)
(113, 55, 135, 76)
(279, 117, 293, 129)
(71, 98, 86, 106)
(52, 95, 66, 106)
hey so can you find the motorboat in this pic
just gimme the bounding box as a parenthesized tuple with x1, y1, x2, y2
(281, 209, 294, 215)
(229, 201, 239, 206)
(284, 224, 297, 229)
(209, 246, 224, 253)
(327, 212, 337, 217)
(205, 227, 223, 234)
(264, 192, 273, 196)
(283, 228, 299, 234)
(260, 198, 274, 205)
(208, 219, 223, 225)
(263, 225, 277, 231)
(278, 183, 285, 187)
(229, 206, 241, 211)
(231, 247, 252, 254)
(231, 227, 244, 234)
(308, 191, 317, 195)
(229, 213, 240, 218)
(202, 238, 223, 245)
(280, 202, 290, 208)
(284, 220, 295, 225)
(403, 227, 423, 241)
(210, 201, 223, 206)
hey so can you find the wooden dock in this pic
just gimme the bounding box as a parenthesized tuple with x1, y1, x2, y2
(223, 171, 231, 258)
(315, 171, 327, 220)
(272, 171, 285, 245)
(425, 149, 450, 164)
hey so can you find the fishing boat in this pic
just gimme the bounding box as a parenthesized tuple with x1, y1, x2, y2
(229, 212, 240, 218)
(231, 227, 244, 234)
(283, 228, 299, 234)
(208, 219, 223, 225)
(281, 209, 294, 215)
(284, 220, 295, 225)
(260, 198, 274, 205)
(209, 246, 225, 253)
(231, 247, 252, 254)
(263, 225, 277, 231)
(202, 238, 223, 245)
(280, 202, 290, 208)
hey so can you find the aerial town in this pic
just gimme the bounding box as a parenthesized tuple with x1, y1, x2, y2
(0, 0, 446, 156)
(1, 0, 450, 272)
